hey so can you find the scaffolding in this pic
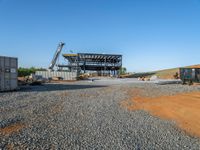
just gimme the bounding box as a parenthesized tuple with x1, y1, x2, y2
(59, 53, 122, 76)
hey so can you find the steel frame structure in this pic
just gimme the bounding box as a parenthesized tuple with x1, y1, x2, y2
(60, 53, 122, 76)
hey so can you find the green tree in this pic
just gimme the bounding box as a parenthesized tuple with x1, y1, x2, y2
(119, 67, 127, 75)
(18, 67, 47, 77)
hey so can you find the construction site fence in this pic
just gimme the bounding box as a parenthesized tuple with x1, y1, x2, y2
(36, 71, 77, 80)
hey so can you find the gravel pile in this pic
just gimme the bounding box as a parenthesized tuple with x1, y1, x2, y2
(1, 80, 200, 149)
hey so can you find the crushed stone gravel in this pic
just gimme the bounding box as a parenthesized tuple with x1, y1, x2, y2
(1, 79, 200, 149)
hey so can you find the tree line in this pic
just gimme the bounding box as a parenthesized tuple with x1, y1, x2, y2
(18, 67, 47, 77)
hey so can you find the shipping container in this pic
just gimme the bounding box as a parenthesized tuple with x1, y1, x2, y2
(0, 56, 18, 91)
(179, 68, 200, 84)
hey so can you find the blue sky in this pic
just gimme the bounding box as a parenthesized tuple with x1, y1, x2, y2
(0, 0, 200, 72)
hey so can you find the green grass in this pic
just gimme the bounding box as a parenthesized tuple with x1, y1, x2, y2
(152, 68, 179, 79)
(129, 67, 179, 79)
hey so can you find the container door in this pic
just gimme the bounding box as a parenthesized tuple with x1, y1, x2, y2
(180, 68, 192, 80)
(10, 58, 18, 90)
(10, 79, 17, 90)
(192, 69, 195, 80)
(196, 69, 200, 82)
(4, 67, 11, 91)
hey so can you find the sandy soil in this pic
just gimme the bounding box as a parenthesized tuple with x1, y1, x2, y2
(122, 90, 200, 137)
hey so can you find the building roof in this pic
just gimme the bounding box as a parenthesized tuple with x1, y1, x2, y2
(63, 53, 122, 63)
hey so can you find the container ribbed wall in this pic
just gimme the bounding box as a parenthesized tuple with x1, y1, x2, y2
(0, 56, 18, 91)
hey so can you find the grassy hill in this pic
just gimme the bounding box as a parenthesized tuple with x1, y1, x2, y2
(129, 64, 200, 79)
(152, 68, 179, 79)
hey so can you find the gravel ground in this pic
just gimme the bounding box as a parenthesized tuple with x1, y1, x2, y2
(1, 79, 200, 149)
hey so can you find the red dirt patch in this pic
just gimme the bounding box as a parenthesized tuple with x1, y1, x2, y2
(121, 91, 200, 137)
(0, 123, 25, 136)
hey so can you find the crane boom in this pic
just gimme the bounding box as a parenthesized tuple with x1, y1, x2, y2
(49, 42, 65, 71)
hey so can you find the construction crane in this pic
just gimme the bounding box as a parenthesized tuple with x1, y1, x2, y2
(49, 42, 65, 71)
